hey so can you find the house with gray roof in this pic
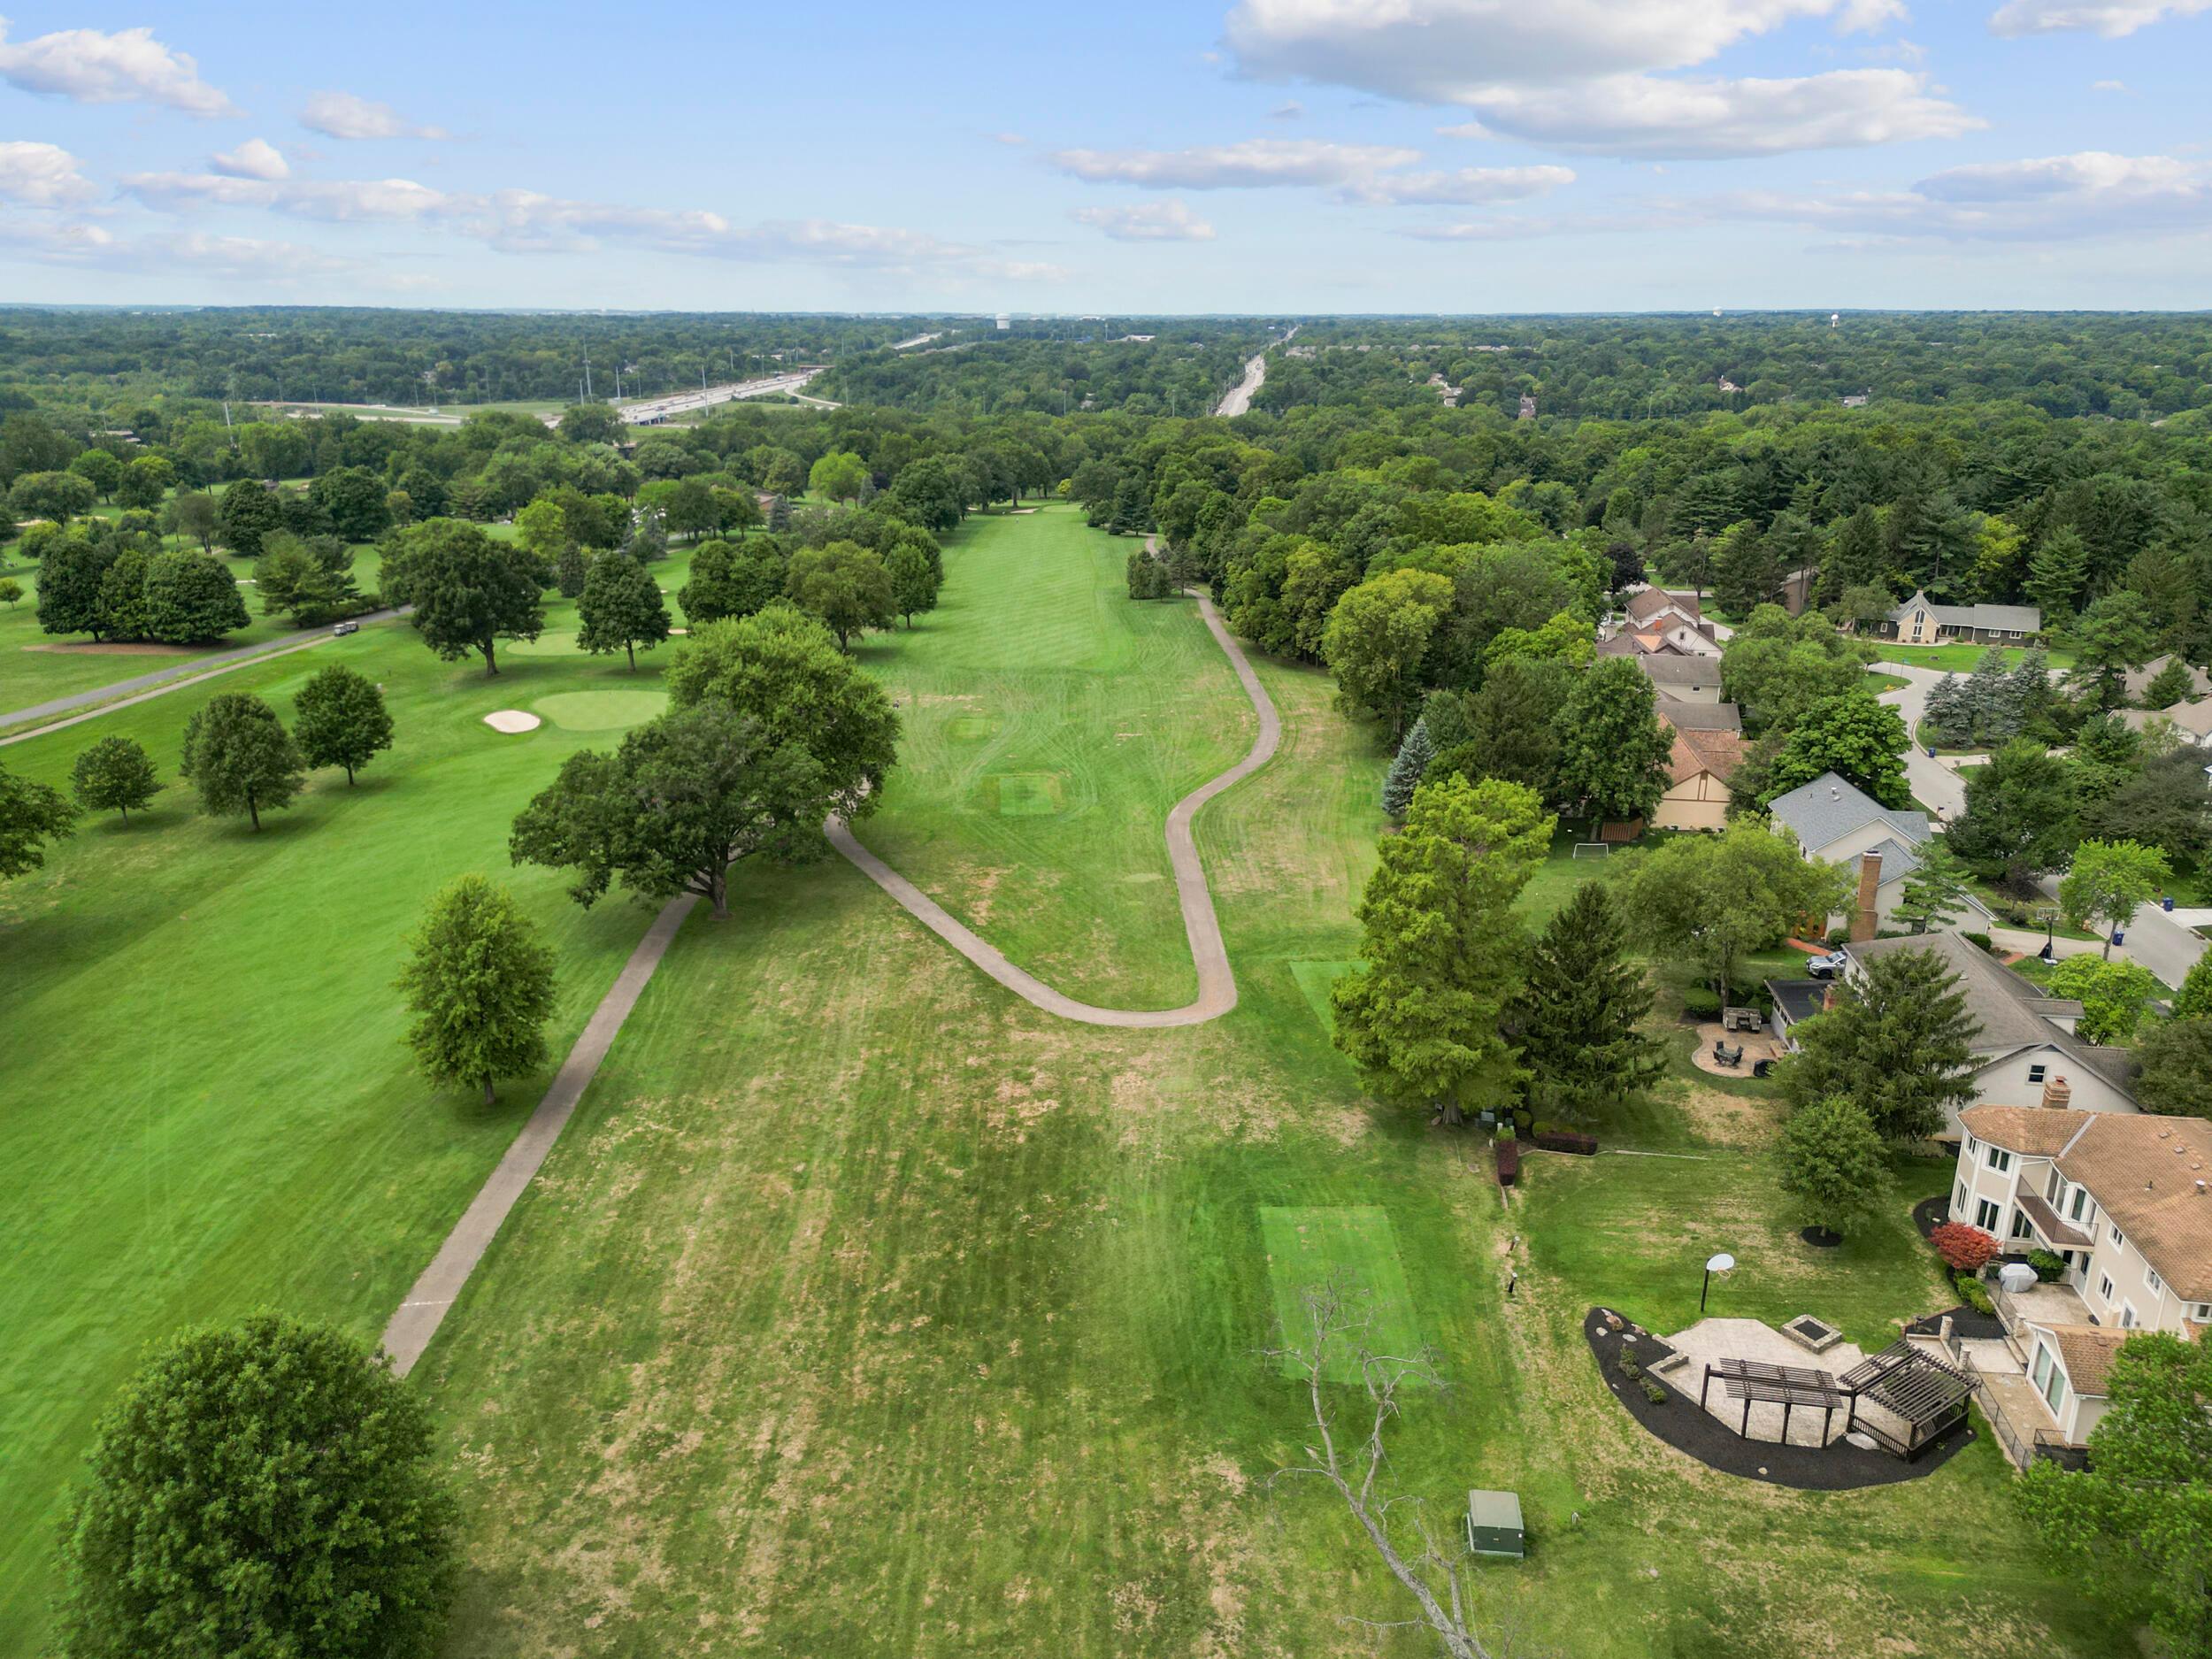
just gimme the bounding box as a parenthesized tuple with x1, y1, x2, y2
(1628, 652, 1722, 703)
(1860, 589, 2041, 648)
(1767, 772, 1990, 937)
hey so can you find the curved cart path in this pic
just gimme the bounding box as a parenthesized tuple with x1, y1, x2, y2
(827, 586, 1279, 1028)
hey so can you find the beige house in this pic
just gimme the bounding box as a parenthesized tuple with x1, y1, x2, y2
(1941, 1105, 2212, 1463)
(1632, 654, 1724, 704)
(1862, 590, 2041, 648)
(1652, 709, 1743, 831)
(1765, 773, 1991, 938)
(1608, 588, 1723, 658)
(2121, 698, 2212, 749)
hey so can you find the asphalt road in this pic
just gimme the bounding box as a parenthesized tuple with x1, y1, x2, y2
(1873, 660, 1967, 820)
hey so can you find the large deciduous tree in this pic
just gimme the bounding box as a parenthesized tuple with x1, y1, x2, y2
(1509, 882, 1666, 1124)
(2019, 1333, 2212, 1659)
(2060, 838, 2171, 956)
(1948, 739, 2080, 884)
(1781, 947, 1978, 1141)
(807, 449, 868, 504)
(1611, 821, 1847, 1006)
(2134, 1015, 2212, 1117)
(1555, 655, 1672, 831)
(784, 541, 894, 649)
(217, 479, 280, 559)
(292, 664, 394, 785)
(576, 550, 671, 670)
(1322, 568, 1453, 742)
(0, 758, 78, 876)
(55, 1313, 456, 1659)
(678, 537, 786, 627)
(1719, 603, 1870, 734)
(1331, 773, 1553, 1125)
(511, 700, 831, 919)
(1762, 689, 1910, 809)
(141, 549, 250, 642)
(180, 693, 306, 831)
(381, 518, 546, 676)
(2048, 955, 2159, 1045)
(71, 736, 159, 822)
(396, 873, 556, 1106)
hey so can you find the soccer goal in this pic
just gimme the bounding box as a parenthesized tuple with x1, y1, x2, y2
(1571, 841, 1610, 860)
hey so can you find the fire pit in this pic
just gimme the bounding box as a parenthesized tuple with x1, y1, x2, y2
(1781, 1315, 1843, 1355)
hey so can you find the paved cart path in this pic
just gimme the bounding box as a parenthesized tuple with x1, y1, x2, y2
(828, 584, 1279, 1028)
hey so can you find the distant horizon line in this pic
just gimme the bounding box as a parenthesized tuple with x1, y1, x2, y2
(3, 303, 2209, 321)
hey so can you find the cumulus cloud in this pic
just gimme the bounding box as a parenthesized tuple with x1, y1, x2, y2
(1456, 69, 1979, 158)
(0, 140, 94, 205)
(1989, 0, 2212, 35)
(1220, 0, 1973, 158)
(1721, 150, 2212, 239)
(1401, 211, 1671, 240)
(0, 216, 357, 278)
(210, 138, 291, 181)
(1342, 164, 1575, 204)
(0, 19, 234, 115)
(1071, 199, 1218, 241)
(299, 90, 449, 141)
(118, 167, 1065, 279)
(1053, 138, 1420, 189)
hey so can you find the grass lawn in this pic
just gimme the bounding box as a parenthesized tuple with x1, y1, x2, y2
(386, 515, 2139, 1658)
(1877, 641, 2075, 673)
(0, 553, 708, 1650)
(843, 503, 1253, 1009)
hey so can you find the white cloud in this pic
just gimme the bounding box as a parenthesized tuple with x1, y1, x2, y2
(117, 167, 1066, 280)
(0, 19, 234, 115)
(299, 90, 449, 141)
(210, 138, 291, 181)
(1720, 150, 2212, 239)
(0, 216, 356, 278)
(1052, 138, 1419, 189)
(1402, 211, 1671, 240)
(2093, 78, 2133, 91)
(1071, 200, 1218, 241)
(1989, 0, 2211, 35)
(0, 140, 94, 205)
(1343, 163, 1575, 204)
(1225, 0, 1901, 99)
(1270, 100, 1305, 119)
(989, 131, 1029, 145)
(1459, 69, 1979, 158)
(1220, 0, 1973, 159)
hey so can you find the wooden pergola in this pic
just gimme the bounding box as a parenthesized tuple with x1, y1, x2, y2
(1836, 1341, 1973, 1459)
(1701, 1357, 1852, 1446)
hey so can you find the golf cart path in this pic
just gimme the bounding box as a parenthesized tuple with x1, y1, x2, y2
(827, 582, 1279, 1028)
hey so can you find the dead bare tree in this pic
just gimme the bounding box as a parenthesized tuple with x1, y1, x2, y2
(1264, 1275, 1505, 1659)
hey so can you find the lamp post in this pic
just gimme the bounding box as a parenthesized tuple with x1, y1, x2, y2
(2036, 903, 2056, 964)
(1701, 1251, 1735, 1314)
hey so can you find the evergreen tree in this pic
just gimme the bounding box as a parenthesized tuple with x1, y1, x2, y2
(1778, 1096, 1891, 1241)
(1962, 648, 2013, 742)
(2141, 657, 2197, 710)
(1782, 947, 1979, 1141)
(2134, 1016, 2212, 1116)
(1922, 672, 1970, 745)
(1108, 474, 1150, 535)
(292, 664, 395, 785)
(180, 693, 306, 831)
(396, 874, 557, 1106)
(70, 735, 159, 821)
(1509, 883, 1666, 1124)
(1331, 774, 1553, 1125)
(2024, 528, 2089, 621)
(767, 494, 791, 534)
(1380, 717, 1434, 818)
(2002, 649, 2055, 739)
(1893, 839, 1973, 934)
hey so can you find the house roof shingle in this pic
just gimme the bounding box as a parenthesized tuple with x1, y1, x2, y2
(1659, 714, 1745, 787)
(1654, 700, 1742, 733)
(2124, 655, 2212, 703)
(1959, 1102, 2084, 1158)
(1627, 588, 1702, 627)
(1631, 654, 1721, 690)
(1851, 933, 2098, 1064)
(1767, 772, 1928, 855)
(2040, 1326, 2128, 1397)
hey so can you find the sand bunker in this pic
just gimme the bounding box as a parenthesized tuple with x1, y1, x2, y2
(483, 710, 541, 733)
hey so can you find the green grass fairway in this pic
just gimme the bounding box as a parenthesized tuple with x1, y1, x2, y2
(1287, 959, 1357, 1037)
(505, 627, 581, 657)
(533, 688, 669, 730)
(396, 534, 2138, 1659)
(846, 503, 1254, 1009)
(989, 772, 1064, 816)
(0, 560, 710, 1651)
(1259, 1206, 1421, 1380)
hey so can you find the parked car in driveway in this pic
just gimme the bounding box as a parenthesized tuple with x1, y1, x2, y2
(1805, 950, 1849, 979)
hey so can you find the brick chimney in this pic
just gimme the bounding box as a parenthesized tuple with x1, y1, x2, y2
(1849, 849, 1883, 943)
(2041, 1074, 2072, 1110)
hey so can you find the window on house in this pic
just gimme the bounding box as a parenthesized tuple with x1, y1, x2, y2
(1986, 1146, 2012, 1172)
(1955, 1180, 1967, 1210)
(2111, 1227, 2127, 1252)
(2011, 1211, 2034, 1239)
(2070, 1187, 2091, 1222)
(2047, 1169, 2064, 1203)
(2147, 1267, 2163, 1294)
(1965, 1135, 1978, 1156)
(2027, 1064, 2047, 1085)
(2121, 1305, 2140, 1330)
(2193, 1303, 2210, 1322)
(2099, 1273, 2115, 1302)
(1977, 1198, 2001, 1231)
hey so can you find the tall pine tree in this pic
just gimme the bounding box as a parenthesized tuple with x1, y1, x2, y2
(1509, 883, 1666, 1124)
(1380, 717, 1434, 818)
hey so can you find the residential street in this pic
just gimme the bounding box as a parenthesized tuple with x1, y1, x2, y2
(1873, 660, 1965, 819)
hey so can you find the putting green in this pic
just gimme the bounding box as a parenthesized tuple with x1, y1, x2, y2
(988, 773, 1064, 817)
(532, 690, 669, 732)
(946, 713, 996, 741)
(1258, 1205, 1422, 1382)
(506, 629, 580, 657)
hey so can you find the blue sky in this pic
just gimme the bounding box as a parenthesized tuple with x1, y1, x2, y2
(1, 0, 2208, 311)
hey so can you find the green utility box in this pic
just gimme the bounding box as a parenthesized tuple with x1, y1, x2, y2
(1464, 1489, 1525, 1559)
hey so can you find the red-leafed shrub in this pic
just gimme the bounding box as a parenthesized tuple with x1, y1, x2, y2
(1931, 1221, 2000, 1272)
(1533, 1131, 1599, 1156)
(1495, 1140, 1520, 1187)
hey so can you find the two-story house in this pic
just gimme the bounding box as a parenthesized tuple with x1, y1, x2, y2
(1765, 773, 1993, 939)
(1941, 1104, 2212, 1463)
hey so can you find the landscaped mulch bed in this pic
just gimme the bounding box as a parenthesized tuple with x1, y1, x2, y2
(1583, 1308, 1975, 1491)
(1905, 1302, 2005, 1342)
(1911, 1194, 1950, 1240)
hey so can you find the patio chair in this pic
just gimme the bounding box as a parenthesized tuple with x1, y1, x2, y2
(1712, 1041, 1744, 1068)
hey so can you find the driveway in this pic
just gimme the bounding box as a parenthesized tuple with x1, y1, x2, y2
(1873, 660, 1964, 820)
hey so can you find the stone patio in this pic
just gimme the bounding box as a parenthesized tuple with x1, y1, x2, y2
(1690, 1020, 1785, 1078)
(1664, 1317, 1868, 1447)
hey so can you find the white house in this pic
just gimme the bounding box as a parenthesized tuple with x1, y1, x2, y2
(1942, 1105, 2212, 1462)
(1606, 588, 1724, 658)
(1765, 772, 1991, 938)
